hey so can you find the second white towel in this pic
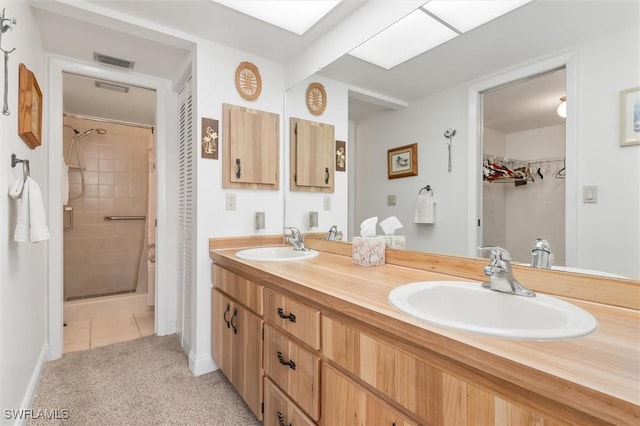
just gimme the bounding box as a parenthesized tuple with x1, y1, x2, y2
(414, 192, 435, 224)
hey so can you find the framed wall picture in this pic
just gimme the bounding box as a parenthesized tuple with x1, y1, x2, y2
(18, 63, 43, 149)
(335, 140, 346, 172)
(387, 143, 418, 179)
(201, 117, 219, 159)
(620, 87, 640, 146)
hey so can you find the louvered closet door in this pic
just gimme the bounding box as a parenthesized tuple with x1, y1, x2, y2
(177, 77, 194, 350)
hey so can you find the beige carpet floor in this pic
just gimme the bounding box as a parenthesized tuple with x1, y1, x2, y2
(30, 335, 261, 425)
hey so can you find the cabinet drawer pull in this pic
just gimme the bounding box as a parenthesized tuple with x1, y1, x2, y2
(324, 167, 329, 184)
(277, 411, 292, 426)
(223, 303, 231, 328)
(277, 351, 296, 370)
(230, 308, 238, 334)
(277, 308, 296, 323)
(235, 158, 241, 178)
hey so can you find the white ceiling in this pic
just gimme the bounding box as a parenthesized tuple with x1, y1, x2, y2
(30, 0, 639, 127)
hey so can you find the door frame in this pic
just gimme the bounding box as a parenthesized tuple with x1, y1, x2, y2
(466, 52, 578, 263)
(46, 54, 178, 360)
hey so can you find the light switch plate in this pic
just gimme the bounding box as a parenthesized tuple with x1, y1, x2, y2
(387, 195, 396, 206)
(225, 193, 237, 210)
(583, 185, 597, 204)
(323, 196, 331, 211)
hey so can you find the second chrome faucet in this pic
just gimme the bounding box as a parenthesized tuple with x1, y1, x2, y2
(478, 246, 536, 297)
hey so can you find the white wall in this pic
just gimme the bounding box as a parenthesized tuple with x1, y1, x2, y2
(574, 27, 640, 278)
(354, 25, 639, 278)
(284, 76, 349, 235)
(0, 3, 48, 419)
(193, 40, 287, 374)
(355, 85, 470, 256)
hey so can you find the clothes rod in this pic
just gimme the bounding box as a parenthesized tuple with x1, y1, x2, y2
(104, 215, 146, 221)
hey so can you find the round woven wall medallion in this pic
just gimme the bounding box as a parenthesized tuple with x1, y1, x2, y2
(235, 61, 262, 101)
(306, 82, 327, 115)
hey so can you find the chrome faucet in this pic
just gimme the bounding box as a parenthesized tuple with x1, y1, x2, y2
(531, 238, 553, 269)
(283, 227, 309, 251)
(478, 246, 535, 297)
(325, 225, 338, 240)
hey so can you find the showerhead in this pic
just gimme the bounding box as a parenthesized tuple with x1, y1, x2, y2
(78, 128, 107, 138)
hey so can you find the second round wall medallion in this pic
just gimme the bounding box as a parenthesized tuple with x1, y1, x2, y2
(235, 61, 262, 101)
(306, 82, 327, 115)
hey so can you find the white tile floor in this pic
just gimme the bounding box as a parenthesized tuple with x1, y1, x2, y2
(63, 311, 155, 353)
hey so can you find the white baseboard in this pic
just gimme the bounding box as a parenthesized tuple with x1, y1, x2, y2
(12, 344, 48, 426)
(188, 351, 216, 376)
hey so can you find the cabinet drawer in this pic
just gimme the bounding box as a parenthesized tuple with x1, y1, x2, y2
(264, 377, 315, 426)
(265, 288, 320, 350)
(323, 363, 420, 426)
(264, 324, 321, 421)
(212, 265, 263, 315)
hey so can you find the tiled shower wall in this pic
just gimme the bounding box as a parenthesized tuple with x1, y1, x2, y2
(63, 116, 152, 300)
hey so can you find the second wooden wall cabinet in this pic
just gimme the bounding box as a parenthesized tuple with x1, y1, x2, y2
(222, 103, 279, 190)
(290, 117, 335, 193)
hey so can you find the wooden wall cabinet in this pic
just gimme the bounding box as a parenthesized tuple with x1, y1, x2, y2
(290, 117, 335, 193)
(223, 103, 279, 190)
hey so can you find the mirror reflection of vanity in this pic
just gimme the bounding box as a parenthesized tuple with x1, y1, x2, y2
(283, 1, 639, 281)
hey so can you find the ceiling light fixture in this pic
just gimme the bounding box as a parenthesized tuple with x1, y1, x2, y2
(349, 0, 531, 70)
(213, 0, 341, 35)
(349, 9, 457, 70)
(95, 80, 130, 94)
(557, 96, 567, 118)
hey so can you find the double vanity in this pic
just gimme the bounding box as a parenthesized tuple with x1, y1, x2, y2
(209, 235, 639, 426)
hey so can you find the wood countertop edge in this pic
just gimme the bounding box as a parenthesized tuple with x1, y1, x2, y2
(210, 249, 640, 425)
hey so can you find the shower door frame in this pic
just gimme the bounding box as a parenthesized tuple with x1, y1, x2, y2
(46, 54, 178, 360)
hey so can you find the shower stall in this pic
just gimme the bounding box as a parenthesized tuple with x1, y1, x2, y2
(62, 115, 156, 302)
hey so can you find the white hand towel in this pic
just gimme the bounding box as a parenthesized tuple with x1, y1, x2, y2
(414, 192, 435, 224)
(28, 177, 50, 242)
(62, 160, 69, 205)
(9, 178, 30, 241)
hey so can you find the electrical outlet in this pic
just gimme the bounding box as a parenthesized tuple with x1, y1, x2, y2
(387, 195, 396, 206)
(323, 196, 331, 211)
(225, 193, 236, 210)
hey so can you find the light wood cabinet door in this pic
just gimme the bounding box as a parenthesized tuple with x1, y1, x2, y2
(290, 117, 335, 193)
(223, 103, 279, 189)
(265, 288, 321, 350)
(322, 363, 420, 426)
(212, 265, 263, 315)
(264, 324, 321, 421)
(264, 377, 315, 426)
(211, 289, 264, 421)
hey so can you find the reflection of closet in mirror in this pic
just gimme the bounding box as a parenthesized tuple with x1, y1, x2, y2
(290, 117, 335, 192)
(222, 103, 279, 189)
(482, 68, 566, 265)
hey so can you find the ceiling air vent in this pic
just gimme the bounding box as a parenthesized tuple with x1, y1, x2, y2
(95, 80, 130, 94)
(93, 53, 135, 69)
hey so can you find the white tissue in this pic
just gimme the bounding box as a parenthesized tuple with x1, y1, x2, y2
(359, 216, 378, 238)
(379, 216, 403, 236)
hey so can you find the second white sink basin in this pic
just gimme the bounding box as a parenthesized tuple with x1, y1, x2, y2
(235, 246, 319, 261)
(388, 281, 597, 340)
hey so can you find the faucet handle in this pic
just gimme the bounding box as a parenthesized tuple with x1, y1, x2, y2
(477, 246, 512, 262)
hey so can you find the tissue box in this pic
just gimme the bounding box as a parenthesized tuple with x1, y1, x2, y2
(352, 236, 385, 267)
(381, 235, 406, 250)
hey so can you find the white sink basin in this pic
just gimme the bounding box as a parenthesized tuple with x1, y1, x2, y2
(388, 281, 597, 340)
(235, 246, 319, 261)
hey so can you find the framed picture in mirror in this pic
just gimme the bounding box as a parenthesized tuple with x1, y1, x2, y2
(18, 63, 43, 149)
(388, 143, 417, 179)
(620, 87, 640, 146)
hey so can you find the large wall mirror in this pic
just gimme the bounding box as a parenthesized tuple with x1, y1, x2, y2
(283, 0, 639, 281)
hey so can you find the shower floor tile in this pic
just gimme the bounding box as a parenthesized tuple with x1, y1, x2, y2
(63, 311, 155, 353)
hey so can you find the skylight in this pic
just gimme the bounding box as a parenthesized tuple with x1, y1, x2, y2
(214, 1, 342, 35)
(349, 0, 531, 70)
